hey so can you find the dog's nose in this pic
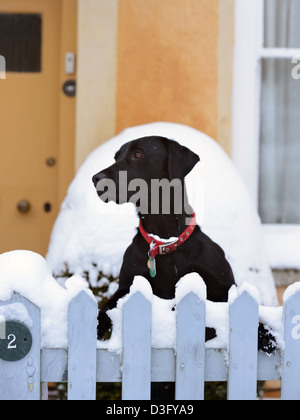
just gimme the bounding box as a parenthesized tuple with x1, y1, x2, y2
(92, 172, 107, 187)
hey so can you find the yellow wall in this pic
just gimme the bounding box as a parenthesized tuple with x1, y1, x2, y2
(76, 0, 118, 170)
(116, 0, 219, 138)
(76, 0, 234, 169)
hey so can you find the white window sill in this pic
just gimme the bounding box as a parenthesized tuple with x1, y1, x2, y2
(263, 224, 300, 270)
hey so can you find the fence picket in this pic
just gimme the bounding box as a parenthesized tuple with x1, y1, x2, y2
(0, 293, 41, 400)
(282, 289, 300, 400)
(68, 290, 97, 400)
(176, 292, 206, 400)
(227, 290, 258, 400)
(122, 292, 152, 400)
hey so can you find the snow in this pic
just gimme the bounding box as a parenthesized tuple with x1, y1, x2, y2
(98, 274, 287, 353)
(98, 275, 206, 352)
(149, 234, 178, 243)
(47, 122, 277, 306)
(228, 281, 261, 306)
(283, 281, 300, 303)
(98, 276, 178, 352)
(144, 273, 300, 354)
(259, 305, 284, 351)
(0, 250, 296, 353)
(127, 275, 153, 303)
(263, 224, 300, 270)
(0, 250, 95, 348)
(175, 273, 207, 304)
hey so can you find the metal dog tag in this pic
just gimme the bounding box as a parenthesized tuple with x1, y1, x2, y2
(147, 257, 156, 278)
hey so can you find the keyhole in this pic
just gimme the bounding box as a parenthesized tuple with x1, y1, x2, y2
(44, 202, 52, 213)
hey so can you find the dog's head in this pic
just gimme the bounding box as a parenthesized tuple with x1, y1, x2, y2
(92, 136, 199, 207)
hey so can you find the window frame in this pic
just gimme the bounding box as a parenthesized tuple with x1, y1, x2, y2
(232, 0, 300, 269)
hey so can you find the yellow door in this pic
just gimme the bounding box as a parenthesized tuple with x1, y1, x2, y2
(0, 0, 76, 256)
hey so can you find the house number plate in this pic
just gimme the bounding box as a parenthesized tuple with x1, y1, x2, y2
(0, 321, 32, 362)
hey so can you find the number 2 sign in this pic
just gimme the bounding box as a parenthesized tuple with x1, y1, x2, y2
(0, 321, 32, 362)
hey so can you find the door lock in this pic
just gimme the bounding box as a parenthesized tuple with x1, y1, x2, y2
(63, 80, 76, 97)
(17, 200, 31, 214)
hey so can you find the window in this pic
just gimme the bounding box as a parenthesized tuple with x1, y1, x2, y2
(0, 13, 42, 72)
(232, 0, 300, 268)
(259, 0, 300, 224)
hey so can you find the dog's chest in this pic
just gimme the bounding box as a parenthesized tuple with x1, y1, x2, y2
(126, 235, 196, 299)
(146, 253, 192, 299)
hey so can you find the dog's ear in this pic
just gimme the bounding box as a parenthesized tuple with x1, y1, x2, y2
(167, 140, 200, 179)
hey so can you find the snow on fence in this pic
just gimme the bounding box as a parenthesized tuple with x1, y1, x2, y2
(1, 284, 300, 400)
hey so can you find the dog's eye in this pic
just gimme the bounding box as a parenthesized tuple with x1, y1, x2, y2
(133, 151, 143, 159)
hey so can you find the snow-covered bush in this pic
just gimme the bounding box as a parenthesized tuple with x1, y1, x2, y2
(47, 122, 277, 306)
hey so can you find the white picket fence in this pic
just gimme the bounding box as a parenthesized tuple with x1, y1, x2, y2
(0, 284, 300, 400)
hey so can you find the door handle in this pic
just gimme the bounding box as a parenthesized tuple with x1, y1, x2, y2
(17, 200, 31, 214)
(63, 80, 76, 97)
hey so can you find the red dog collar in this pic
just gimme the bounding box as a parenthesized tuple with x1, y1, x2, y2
(139, 213, 197, 277)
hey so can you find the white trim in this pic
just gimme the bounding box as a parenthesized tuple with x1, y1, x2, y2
(263, 225, 300, 270)
(260, 48, 300, 59)
(232, 0, 264, 206)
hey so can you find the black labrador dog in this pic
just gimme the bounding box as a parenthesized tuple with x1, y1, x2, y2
(92, 136, 275, 397)
(93, 136, 235, 333)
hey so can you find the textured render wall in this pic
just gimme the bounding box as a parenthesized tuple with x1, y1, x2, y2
(76, 0, 119, 169)
(76, 0, 234, 169)
(116, 0, 219, 140)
